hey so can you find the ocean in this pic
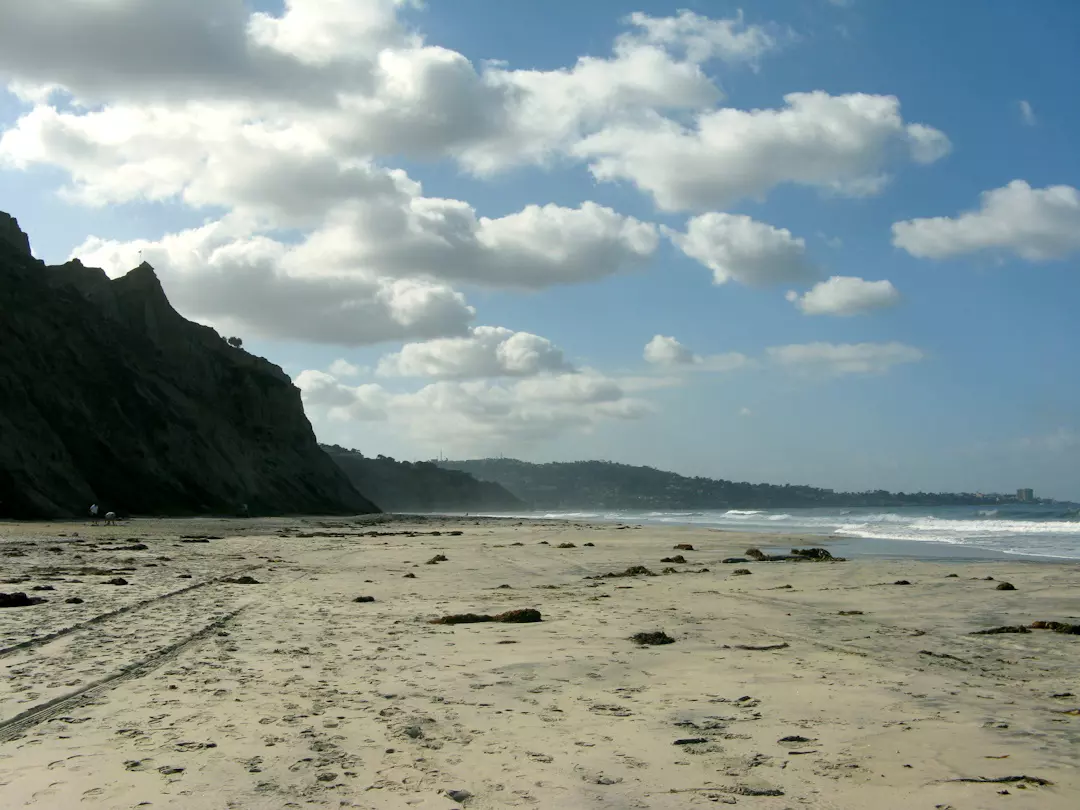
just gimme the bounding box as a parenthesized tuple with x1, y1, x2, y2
(477, 504, 1080, 561)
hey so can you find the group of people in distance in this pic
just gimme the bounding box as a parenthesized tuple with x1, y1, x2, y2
(89, 503, 117, 525)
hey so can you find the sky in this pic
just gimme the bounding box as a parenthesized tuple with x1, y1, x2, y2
(1, 0, 1079, 499)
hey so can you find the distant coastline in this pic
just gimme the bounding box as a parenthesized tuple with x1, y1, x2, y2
(436, 458, 1070, 511)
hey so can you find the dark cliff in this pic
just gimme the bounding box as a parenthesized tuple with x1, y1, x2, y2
(0, 212, 379, 518)
(322, 445, 525, 513)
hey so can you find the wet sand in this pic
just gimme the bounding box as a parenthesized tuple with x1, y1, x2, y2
(1, 515, 1078, 809)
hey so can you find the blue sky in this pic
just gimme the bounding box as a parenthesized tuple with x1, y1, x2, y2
(1, 1, 1078, 499)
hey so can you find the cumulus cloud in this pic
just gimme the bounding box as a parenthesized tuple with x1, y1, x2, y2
(643, 335, 750, 372)
(644, 335, 695, 366)
(787, 276, 900, 316)
(0, 3, 783, 176)
(296, 367, 653, 450)
(329, 359, 363, 377)
(71, 218, 476, 346)
(624, 10, 781, 66)
(892, 180, 1080, 261)
(0, 0, 405, 105)
(767, 342, 924, 377)
(666, 213, 816, 286)
(574, 92, 951, 211)
(377, 326, 572, 379)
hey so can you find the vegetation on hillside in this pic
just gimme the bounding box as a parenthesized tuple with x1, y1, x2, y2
(437, 458, 1022, 510)
(322, 446, 524, 512)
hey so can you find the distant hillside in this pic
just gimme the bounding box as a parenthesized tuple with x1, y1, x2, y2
(437, 458, 1018, 510)
(322, 446, 525, 512)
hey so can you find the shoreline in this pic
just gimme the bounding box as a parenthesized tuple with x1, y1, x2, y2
(2, 515, 1078, 808)
(5, 509, 1079, 563)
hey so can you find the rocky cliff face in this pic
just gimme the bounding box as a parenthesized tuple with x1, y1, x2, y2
(0, 212, 379, 518)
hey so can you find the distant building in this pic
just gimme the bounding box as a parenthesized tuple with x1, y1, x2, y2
(1017, 488, 1035, 502)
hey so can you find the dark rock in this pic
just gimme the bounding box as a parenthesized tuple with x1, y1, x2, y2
(0, 213, 378, 519)
(106, 577, 129, 586)
(583, 542, 595, 547)
(778, 735, 814, 744)
(426, 554, 449, 564)
(996, 582, 1016, 591)
(222, 575, 260, 585)
(673, 737, 708, 745)
(838, 610, 864, 615)
(673, 544, 694, 551)
(1030, 621, 1080, 635)
(431, 608, 542, 625)
(557, 542, 577, 549)
(946, 573, 959, 577)
(631, 631, 675, 646)
(585, 565, 657, 580)
(0, 212, 32, 257)
(403, 573, 417, 578)
(731, 569, 752, 576)
(893, 580, 911, 585)
(661, 567, 678, 574)
(722, 557, 749, 564)
(660, 555, 687, 564)
(790, 547, 836, 561)
(65, 596, 85, 604)
(0, 592, 47, 607)
(445, 789, 471, 803)
(494, 608, 542, 623)
(971, 625, 1030, 635)
(31, 584, 55, 591)
(353, 596, 375, 603)
(178, 574, 193, 579)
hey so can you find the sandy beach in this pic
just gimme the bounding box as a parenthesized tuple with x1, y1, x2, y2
(1, 515, 1078, 809)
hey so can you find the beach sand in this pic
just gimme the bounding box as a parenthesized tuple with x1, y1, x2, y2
(1, 515, 1078, 809)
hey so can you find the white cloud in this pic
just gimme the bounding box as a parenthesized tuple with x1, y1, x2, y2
(573, 91, 950, 211)
(296, 367, 653, 450)
(0, 106, 657, 288)
(1019, 100, 1036, 126)
(70, 218, 476, 346)
(377, 326, 572, 379)
(624, 9, 781, 66)
(666, 213, 817, 286)
(644, 335, 696, 366)
(788, 276, 900, 316)
(643, 335, 750, 372)
(739, 406, 753, 416)
(0, 0, 403, 105)
(329, 358, 363, 377)
(892, 180, 1080, 261)
(0, 3, 783, 178)
(767, 342, 924, 377)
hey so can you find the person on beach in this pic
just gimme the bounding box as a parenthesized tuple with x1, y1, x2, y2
(90, 503, 99, 523)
